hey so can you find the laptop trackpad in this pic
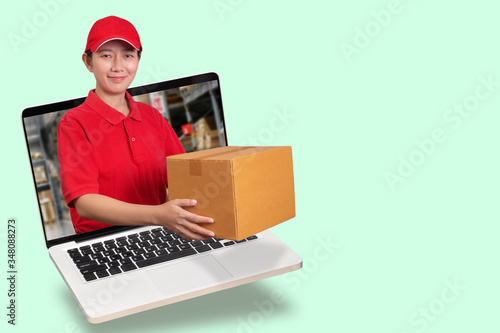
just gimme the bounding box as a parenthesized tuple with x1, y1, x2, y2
(146, 255, 232, 295)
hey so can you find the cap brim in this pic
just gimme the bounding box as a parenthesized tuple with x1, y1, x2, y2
(92, 38, 140, 52)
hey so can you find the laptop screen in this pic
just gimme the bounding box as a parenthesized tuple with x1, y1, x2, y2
(22, 72, 227, 246)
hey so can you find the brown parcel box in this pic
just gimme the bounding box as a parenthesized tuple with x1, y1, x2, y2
(166, 146, 295, 240)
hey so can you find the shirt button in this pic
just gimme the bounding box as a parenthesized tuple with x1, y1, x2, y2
(131, 137, 136, 142)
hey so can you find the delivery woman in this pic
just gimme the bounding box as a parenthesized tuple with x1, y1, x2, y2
(57, 16, 214, 240)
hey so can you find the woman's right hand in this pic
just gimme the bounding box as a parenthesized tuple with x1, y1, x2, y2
(154, 199, 215, 240)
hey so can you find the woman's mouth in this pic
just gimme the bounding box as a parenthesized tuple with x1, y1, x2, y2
(108, 76, 126, 82)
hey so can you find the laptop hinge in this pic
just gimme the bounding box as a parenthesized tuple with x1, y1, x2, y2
(73, 226, 140, 243)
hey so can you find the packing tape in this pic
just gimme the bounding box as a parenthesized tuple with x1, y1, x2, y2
(188, 147, 258, 176)
(189, 160, 203, 176)
(196, 146, 258, 160)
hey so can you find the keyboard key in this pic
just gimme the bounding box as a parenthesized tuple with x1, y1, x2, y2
(133, 248, 146, 255)
(162, 235, 175, 242)
(83, 273, 97, 281)
(109, 267, 122, 275)
(91, 242, 103, 247)
(246, 235, 258, 241)
(122, 252, 133, 258)
(81, 248, 94, 255)
(108, 261, 120, 268)
(145, 245, 157, 252)
(151, 227, 164, 233)
(136, 248, 197, 268)
(179, 243, 192, 250)
(203, 238, 216, 244)
(139, 235, 152, 242)
(121, 263, 137, 272)
(150, 231, 162, 238)
(169, 240, 181, 246)
(191, 240, 204, 247)
(156, 249, 168, 256)
(209, 242, 223, 250)
(77, 260, 98, 270)
(80, 265, 107, 275)
(116, 247, 127, 253)
(127, 244, 139, 251)
(104, 239, 115, 244)
(128, 233, 139, 238)
(166, 246, 180, 253)
(79, 245, 91, 250)
(94, 245, 105, 252)
(67, 248, 78, 253)
(73, 255, 91, 264)
(98, 258, 110, 264)
(195, 245, 212, 253)
(132, 255, 144, 262)
(69, 251, 82, 258)
(105, 243, 117, 250)
(157, 243, 169, 249)
(144, 252, 157, 259)
(151, 238, 162, 244)
(119, 258, 132, 265)
(139, 241, 150, 247)
(91, 252, 104, 260)
(96, 270, 110, 278)
(139, 230, 151, 236)
(129, 238, 140, 244)
(235, 239, 247, 243)
(223, 241, 235, 246)
(117, 240, 129, 247)
(116, 236, 127, 241)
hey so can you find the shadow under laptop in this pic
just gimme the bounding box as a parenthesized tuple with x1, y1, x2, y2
(58, 280, 295, 331)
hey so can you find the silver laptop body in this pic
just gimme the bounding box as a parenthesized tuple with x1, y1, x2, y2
(22, 72, 302, 323)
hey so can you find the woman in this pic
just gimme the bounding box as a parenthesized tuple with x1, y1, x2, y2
(57, 16, 214, 240)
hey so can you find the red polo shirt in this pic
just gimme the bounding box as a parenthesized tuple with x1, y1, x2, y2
(57, 90, 185, 233)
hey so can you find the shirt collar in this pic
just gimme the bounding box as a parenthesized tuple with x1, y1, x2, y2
(84, 90, 143, 125)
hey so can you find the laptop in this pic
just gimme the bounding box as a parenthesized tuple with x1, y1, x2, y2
(22, 72, 302, 323)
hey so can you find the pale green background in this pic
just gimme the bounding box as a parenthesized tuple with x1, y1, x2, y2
(1, 0, 499, 332)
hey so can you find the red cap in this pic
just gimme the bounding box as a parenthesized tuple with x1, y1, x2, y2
(85, 16, 142, 53)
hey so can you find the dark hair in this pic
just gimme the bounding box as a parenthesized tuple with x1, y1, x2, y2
(84, 49, 142, 59)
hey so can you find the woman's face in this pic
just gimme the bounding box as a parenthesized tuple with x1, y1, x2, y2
(84, 40, 140, 97)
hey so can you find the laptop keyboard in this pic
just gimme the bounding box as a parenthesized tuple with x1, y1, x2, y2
(67, 227, 258, 282)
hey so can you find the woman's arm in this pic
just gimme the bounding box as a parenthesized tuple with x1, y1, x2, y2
(74, 194, 214, 240)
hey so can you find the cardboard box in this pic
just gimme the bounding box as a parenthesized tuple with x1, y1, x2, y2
(167, 146, 295, 240)
(33, 165, 48, 184)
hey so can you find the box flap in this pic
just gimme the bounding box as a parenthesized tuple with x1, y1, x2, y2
(167, 146, 281, 161)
